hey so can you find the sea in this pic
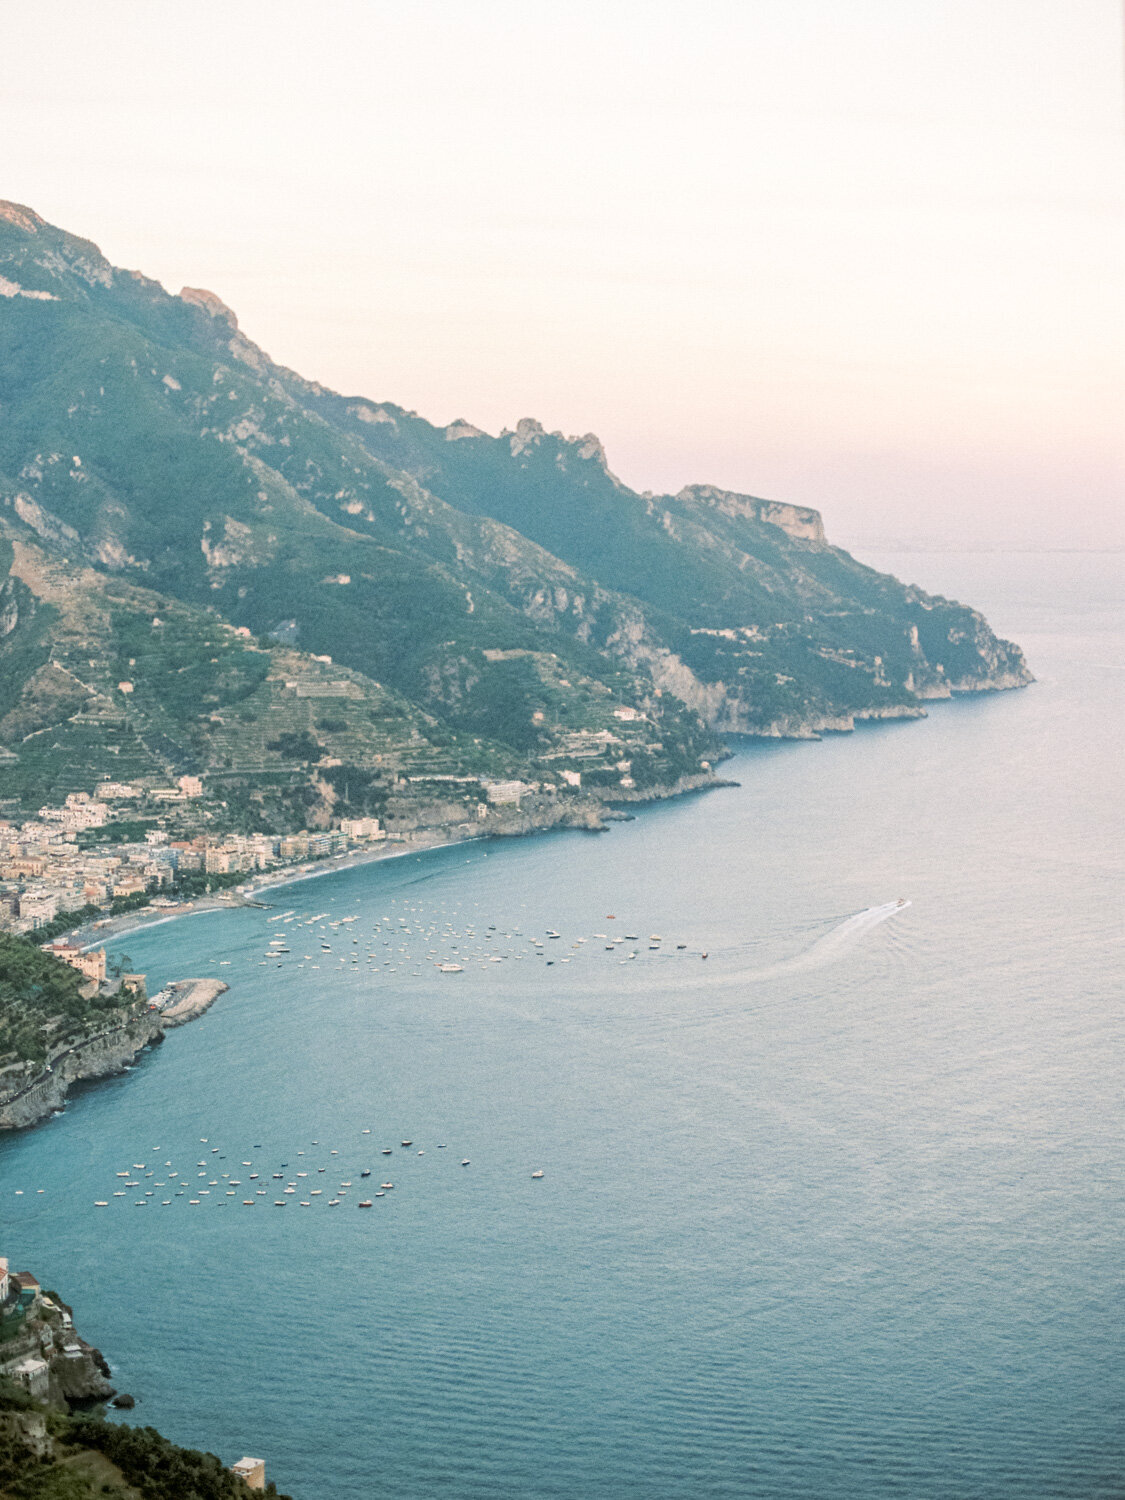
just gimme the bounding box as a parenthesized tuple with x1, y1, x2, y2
(2, 550, 1122, 1500)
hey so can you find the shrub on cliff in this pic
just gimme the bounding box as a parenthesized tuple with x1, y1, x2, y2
(65, 1418, 292, 1500)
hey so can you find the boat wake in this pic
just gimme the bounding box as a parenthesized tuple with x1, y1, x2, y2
(741, 900, 910, 984)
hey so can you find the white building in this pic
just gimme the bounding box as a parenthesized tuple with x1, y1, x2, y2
(94, 781, 137, 801)
(483, 780, 536, 806)
(231, 1457, 266, 1489)
(339, 817, 384, 841)
(9, 1357, 49, 1400)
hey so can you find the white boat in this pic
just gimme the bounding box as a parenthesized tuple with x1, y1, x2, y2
(531, 1170, 544, 1180)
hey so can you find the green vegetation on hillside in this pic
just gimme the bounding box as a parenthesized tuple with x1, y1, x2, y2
(0, 1379, 291, 1499)
(0, 200, 1030, 820)
(0, 934, 127, 1065)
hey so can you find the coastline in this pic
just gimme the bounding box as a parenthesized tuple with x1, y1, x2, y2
(0, 774, 728, 1131)
(158, 977, 230, 1027)
(0, 978, 231, 1130)
(74, 827, 474, 951)
(73, 772, 731, 953)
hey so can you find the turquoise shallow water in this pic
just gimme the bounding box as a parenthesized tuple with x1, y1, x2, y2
(2, 551, 1122, 1499)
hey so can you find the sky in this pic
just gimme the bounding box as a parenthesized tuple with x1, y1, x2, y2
(2, 0, 1123, 550)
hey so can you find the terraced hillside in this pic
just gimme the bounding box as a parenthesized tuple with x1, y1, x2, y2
(0, 201, 1030, 813)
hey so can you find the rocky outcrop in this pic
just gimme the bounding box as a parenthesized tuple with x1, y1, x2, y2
(0, 1293, 114, 1411)
(0, 1013, 163, 1130)
(159, 978, 229, 1027)
(676, 484, 826, 543)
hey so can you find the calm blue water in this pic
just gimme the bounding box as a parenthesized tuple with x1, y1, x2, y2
(3, 552, 1122, 1500)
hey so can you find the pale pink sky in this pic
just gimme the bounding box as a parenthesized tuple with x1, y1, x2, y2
(2, 1, 1123, 549)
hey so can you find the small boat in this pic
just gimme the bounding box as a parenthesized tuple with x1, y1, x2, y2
(380, 1182, 394, 1190)
(328, 1199, 340, 1207)
(361, 1169, 371, 1178)
(243, 1200, 255, 1205)
(358, 1200, 373, 1208)
(461, 1159, 471, 1167)
(94, 1201, 109, 1207)
(274, 1200, 286, 1206)
(382, 1149, 393, 1155)
(531, 1170, 544, 1180)
(401, 1140, 413, 1147)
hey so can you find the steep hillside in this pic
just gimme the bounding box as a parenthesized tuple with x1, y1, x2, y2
(0, 530, 713, 822)
(0, 200, 1029, 768)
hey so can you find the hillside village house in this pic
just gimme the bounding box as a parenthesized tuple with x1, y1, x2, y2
(42, 941, 107, 985)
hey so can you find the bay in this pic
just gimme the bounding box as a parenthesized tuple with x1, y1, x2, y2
(3, 550, 1122, 1499)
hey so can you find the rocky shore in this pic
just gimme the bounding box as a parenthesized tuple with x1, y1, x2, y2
(0, 981, 232, 1132)
(0, 1012, 165, 1131)
(0, 1284, 114, 1412)
(159, 978, 230, 1027)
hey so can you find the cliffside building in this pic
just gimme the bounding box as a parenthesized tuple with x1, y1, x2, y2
(43, 942, 107, 985)
(231, 1456, 266, 1489)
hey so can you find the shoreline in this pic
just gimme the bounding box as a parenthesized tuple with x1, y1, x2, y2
(72, 774, 731, 953)
(159, 977, 230, 1027)
(0, 978, 232, 1131)
(75, 829, 474, 951)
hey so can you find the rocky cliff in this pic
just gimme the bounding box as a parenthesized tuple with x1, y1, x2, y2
(0, 1013, 163, 1130)
(0, 1290, 113, 1411)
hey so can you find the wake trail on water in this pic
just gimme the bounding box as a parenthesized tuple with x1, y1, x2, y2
(742, 900, 910, 984)
(550, 900, 914, 1028)
(599, 899, 916, 1034)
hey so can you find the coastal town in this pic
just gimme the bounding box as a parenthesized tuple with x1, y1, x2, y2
(0, 773, 385, 936)
(0, 768, 605, 939)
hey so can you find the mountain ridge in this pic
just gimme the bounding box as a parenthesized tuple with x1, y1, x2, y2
(0, 201, 1031, 822)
